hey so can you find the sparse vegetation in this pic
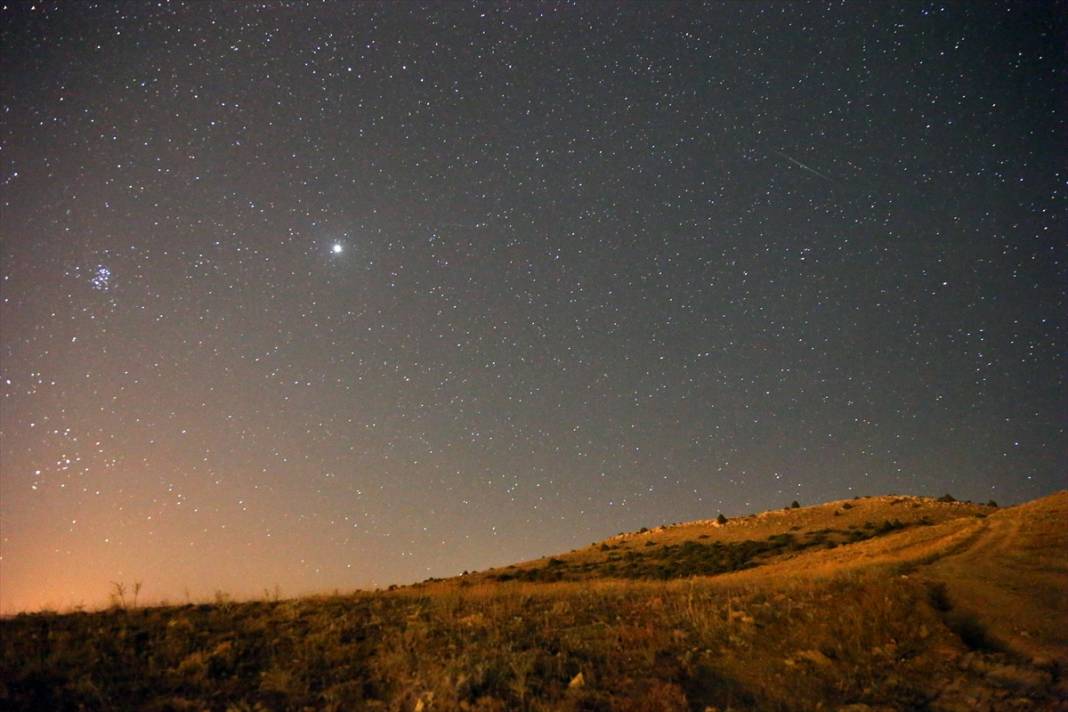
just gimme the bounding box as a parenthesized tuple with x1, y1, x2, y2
(2, 492, 1064, 711)
(108, 580, 143, 610)
(0, 574, 1029, 711)
(492, 522, 922, 585)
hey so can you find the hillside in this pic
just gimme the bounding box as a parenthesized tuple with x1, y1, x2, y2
(2, 492, 1066, 711)
(477, 495, 996, 584)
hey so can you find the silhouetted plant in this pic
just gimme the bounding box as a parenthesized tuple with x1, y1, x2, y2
(109, 581, 127, 610)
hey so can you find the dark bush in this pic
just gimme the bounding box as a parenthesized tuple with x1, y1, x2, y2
(876, 519, 904, 535)
(926, 582, 952, 612)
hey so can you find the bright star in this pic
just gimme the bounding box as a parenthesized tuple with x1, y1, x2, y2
(331, 243, 344, 254)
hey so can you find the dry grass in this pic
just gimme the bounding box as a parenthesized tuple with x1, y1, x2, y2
(2, 492, 1065, 711)
(486, 494, 993, 580)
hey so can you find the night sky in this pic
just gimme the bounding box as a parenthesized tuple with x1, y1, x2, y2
(1, 2, 1065, 612)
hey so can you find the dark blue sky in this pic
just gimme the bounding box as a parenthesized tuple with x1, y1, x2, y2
(1, 2, 1064, 611)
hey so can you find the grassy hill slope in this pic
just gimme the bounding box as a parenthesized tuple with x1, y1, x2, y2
(2, 492, 1065, 711)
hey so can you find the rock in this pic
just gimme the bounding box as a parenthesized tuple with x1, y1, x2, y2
(569, 672, 585, 689)
(458, 613, 484, 627)
(982, 663, 1051, 694)
(729, 610, 755, 624)
(797, 649, 833, 667)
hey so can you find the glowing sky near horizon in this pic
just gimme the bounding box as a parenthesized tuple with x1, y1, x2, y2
(1, 2, 1064, 612)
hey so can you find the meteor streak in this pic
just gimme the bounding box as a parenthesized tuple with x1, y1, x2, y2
(774, 150, 833, 181)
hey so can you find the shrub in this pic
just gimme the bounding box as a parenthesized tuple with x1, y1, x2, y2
(937, 494, 956, 503)
(790, 500, 800, 509)
(716, 513, 728, 525)
(876, 519, 903, 534)
(986, 500, 998, 508)
(926, 581, 953, 612)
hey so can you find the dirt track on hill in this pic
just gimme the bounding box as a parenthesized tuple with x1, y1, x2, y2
(937, 514, 1023, 562)
(921, 503, 1068, 666)
(709, 496, 1068, 667)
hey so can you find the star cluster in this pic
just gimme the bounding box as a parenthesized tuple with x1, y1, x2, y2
(1, 2, 1064, 612)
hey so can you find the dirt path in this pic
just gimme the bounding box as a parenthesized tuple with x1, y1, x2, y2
(921, 505, 1068, 666)
(934, 514, 1022, 563)
(710, 499, 1067, 666)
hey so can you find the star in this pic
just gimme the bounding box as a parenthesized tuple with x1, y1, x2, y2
(331, 243, 344, 255)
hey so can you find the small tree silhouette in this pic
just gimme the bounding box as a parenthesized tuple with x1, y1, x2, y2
(110, 581, 127, 610)
(790, 500, 800, 509)
(716, 513, 728, 525)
